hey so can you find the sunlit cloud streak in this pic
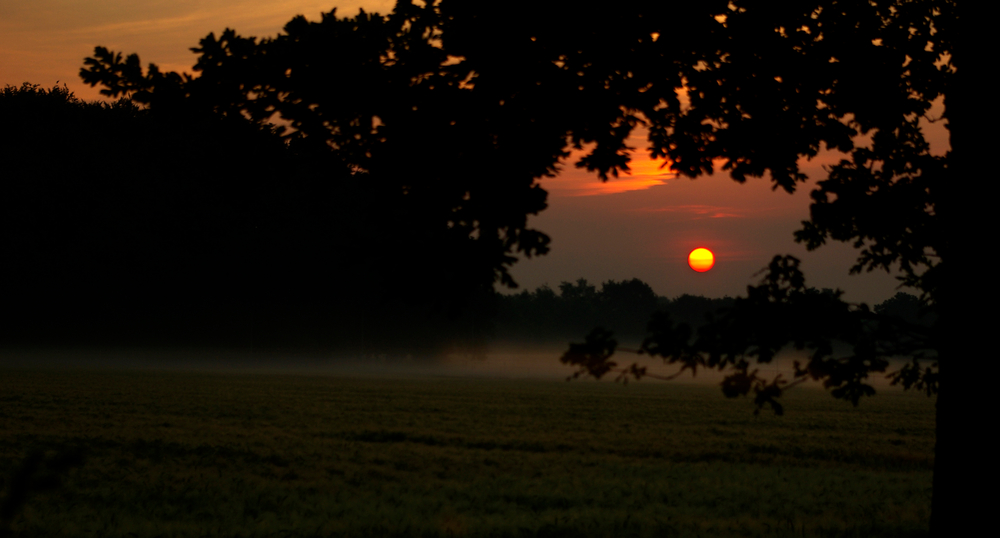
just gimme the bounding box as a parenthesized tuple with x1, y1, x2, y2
(542, 151, 678, 197)
(629, 205, 744, 218)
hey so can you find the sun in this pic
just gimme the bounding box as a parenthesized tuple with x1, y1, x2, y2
(688, 247, 715, 272)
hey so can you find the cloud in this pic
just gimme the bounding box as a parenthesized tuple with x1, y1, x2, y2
(628, 204, 744, 219)
(542, 146, 679, 197)
(543, 175, 673, 197)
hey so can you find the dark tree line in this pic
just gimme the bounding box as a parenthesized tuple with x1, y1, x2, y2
(495, 281, 929, 345)
(0, 82, 494, 355)
(494, 279, 731, 343)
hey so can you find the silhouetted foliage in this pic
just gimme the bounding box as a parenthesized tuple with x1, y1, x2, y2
(65, 0, 949, 362)
(0, 82, 489, 355)
(875, 291, 934, 327)
(499, 0, 958, 531)
(78, 2, 552, 294)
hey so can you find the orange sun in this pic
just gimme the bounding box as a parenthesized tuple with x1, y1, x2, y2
(688, 247, 715, 272)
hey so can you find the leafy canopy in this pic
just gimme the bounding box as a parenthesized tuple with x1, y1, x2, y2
(79, 0, 950, 404)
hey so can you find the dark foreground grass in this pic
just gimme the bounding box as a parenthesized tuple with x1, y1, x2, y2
(0, 366, 934, 537)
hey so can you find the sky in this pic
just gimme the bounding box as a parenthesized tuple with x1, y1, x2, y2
(1, 0, 947, 306)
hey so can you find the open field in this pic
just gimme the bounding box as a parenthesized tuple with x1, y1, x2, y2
(0, 362, 935, 537)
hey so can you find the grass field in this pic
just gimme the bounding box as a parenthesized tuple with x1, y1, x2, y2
(0, 363, 935, 537)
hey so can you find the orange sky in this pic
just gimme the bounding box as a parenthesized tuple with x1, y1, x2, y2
(1, 1, 948, 304)
(0, 1, 394, 100)
(518, 119, 947, 302)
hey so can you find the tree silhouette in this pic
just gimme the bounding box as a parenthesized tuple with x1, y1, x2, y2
(445, 1, 966, 532)
(72, 0, 972, 532)
(492, 278, 678, 343)
(875, 291, 934, 327)
(79, 3, 552, 299)
(1, 82, 489, 355)
(2, 82, 345, 347)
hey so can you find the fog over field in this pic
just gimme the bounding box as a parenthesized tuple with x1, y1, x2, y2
(0, 345, 917, 392)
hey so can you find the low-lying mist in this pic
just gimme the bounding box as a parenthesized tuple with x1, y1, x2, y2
(0, 343, 919, 391)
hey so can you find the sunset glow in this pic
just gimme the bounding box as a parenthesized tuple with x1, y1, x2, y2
(0, 1, 934, 304)
(688, 248, 715, 272)
(543, 150, 675, 196)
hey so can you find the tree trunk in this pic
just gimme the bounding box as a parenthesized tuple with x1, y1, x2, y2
(928, 4, 989, 533)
